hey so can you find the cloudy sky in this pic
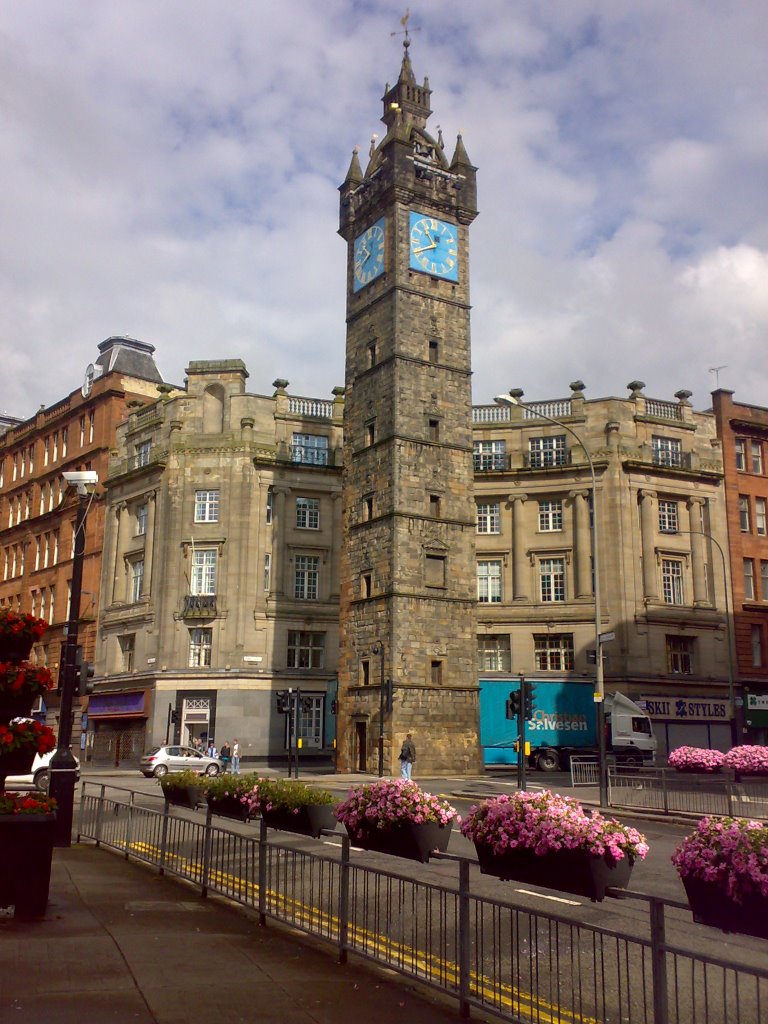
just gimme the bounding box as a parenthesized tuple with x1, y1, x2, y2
(2, 1, 767, 419)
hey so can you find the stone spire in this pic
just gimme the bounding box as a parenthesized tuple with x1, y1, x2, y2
(381, 38, 432, 131)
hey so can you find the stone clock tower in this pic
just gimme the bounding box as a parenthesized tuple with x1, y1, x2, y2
(337, 40, 482, 775)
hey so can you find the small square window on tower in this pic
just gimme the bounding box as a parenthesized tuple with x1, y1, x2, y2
(361, 659, 371, 686)
(368, 342, 377, 368)
(425, 553, 446, 588)
(363, 494, 374, 521)
(366, 420, 376, 447)
(430, 660, 443, 685)
(361, 571, 373, 598)
(429, 494, 441, 517)
(428, 339, 439, 363)
(428, 418, 440, 442)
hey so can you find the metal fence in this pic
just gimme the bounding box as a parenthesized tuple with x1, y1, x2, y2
(609, 766, 768, 821)
(570, 755, 600, 786)
(78, 782, 768, 1024)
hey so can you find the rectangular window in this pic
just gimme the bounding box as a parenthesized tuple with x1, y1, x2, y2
(296, 497, 320, 529)
(135, 440, 151, 467)
(752, 625, 763, 668)
(263, 552, 271, 594)
(539, 557, 565, 602)
(739, 495, 751, 532)
(761, 560, 768, 601)
(52, 531, 59, 565)
(39, 590, 47, 624)
(296, 695, 323, 748)
(744, 558, 755, 600)
(477, 560, 502, 603)
(61, 427, 68, 457)
(652, 436, 682, 467)
(28, 445, 34, 473)
(361, 571, 372, 598)
(47, 585, 55, 624)
(735, 438, 746, 470)
(136, 503, 148, 536)
(194, 489, 220, 523)
(366, 420, 376, 446)
(473, 440, 506, 471)
(476, 502, 501, 534)
(52, 433, 59, 462)
(425, 553, 446, 588)
(661, 559, 684, 605)
(89, 410, 95, 444)
(751, 441, 763, 475)
(430, 660, 443, 685)
(287, 631, 326, 669)
(538, 500, 563, 532)
(756, 497, 767, 536)
(477, 634, 511, 672)
(428, 339, 439, 363)
(119, 634, 135, 673)
(265, 488, 273, 524)
(12, 453, 18, 481)
(658, 500, 679, 534)
(292, 433, 329, 465)
(361, 659, 370, 686)
(363, 494, 374, 521)
(429, 494, 441, 518)
(294, 555, 319, 600)
(191, 549, 217, 595)
(39, 486, 46, 517)
(529, 435, 567, 468)
(44, 437, 50, 467)
(428, 419, 440, 442)
(79, 416, 86, 447)
(534, 634, 574, 671)
(189, 627, 212, 668)
(20, 450, 25, 477)
(667, 635, 694, 674)
(130, 559, 144, 603)
(368, 342, 377, 367)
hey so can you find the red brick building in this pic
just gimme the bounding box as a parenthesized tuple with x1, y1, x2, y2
(0, 338, 167, 747)
(712, 389, 768, 743)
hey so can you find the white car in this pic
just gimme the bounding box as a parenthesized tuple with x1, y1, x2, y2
(3, 749, 80, 792)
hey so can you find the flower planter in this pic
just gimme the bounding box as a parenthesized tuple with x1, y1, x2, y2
(206, 793, 251, 821)
(0, 813, 56, 918)
(346, 820, 452, 863)
(261, 804, 338, 838)
(473, 843, 634, 902)
(162, 785, 204, 809)
(683, 876, 768, 939)
(0, 746, 36, 786)
(0, 634, 35, 663)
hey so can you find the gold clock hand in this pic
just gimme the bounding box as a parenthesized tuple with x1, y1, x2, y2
(413, 242, 437, 254)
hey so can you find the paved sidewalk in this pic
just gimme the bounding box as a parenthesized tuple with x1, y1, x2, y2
(0, 843, 478, 1024)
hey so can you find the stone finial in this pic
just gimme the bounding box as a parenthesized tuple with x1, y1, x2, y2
(674, 389, 693, 405)
(272, 379, 289, 395)
(627, 380, 646, 398)
(569, 380, 586, 397)
(332, 386, 345, 398)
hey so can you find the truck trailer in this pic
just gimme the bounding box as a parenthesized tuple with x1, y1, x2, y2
(479, 679, 657, 771)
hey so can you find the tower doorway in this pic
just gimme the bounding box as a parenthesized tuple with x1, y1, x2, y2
(355, 721, 367, 772)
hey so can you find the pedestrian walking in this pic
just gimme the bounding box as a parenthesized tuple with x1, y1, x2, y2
(231, 739, 241, 775)
(398, 733, 416, 781)
(207, 739, 218, 759)
(219, 740, 231, 772)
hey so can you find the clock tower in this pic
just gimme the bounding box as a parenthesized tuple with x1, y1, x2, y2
(337, 40, 482, 774)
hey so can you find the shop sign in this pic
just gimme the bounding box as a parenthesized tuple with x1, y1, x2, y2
(746, 693, 768, 711)
(641, 695, 731, 722)
(88, 691, 146, 717)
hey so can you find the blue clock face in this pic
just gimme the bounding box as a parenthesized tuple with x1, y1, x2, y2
(353, 218, 386, 292)
(409, 212, 459, 281)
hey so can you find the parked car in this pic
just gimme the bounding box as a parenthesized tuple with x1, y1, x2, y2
(139, 745, 222, 778)
(3, 749, 80, 792)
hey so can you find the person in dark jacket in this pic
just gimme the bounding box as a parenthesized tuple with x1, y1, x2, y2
(398, 733, 416, 780)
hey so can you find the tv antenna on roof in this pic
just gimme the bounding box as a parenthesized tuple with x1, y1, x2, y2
(709, 365, 728, 387)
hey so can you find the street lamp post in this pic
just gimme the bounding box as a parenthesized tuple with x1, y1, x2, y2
(495, 391, 608, 807)
(673, 529, 739, 746)
(372, 641, 386, 777)
(49, 472, 97, 846)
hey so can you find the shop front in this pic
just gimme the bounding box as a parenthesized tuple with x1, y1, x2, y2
(639, 693, 732, 759)
(86, 690, 149, 767)
(744, 688, 768, 745)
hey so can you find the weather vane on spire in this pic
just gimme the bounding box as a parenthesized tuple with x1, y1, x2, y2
(391, 9, 420, 49)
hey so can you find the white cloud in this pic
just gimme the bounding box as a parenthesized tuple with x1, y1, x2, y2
(1, 0, 767, 419)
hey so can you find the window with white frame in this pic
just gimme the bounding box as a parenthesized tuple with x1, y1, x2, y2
(751, 441, 763, 475)
(119, 634, 135, 673)
(473, 440, 506, 471)
(762, 560, 768, 601)
(294, 555, 319, 599)
(477, 634, 511, 672)
(735, 438, 746, 470)
(529, 435, 566, 468)
(534, 634, 574, 671)
(744, 558, 755, 600)
(136, 503, 148, 536)
(539, 557, 565, 602)
(191, 548, 217, 595)
(61, 427, 67, 457)
(287, 630, 325, 669)
(756, 497, 767, 536)
(263, 552, 271, 594)
(292, 433, 329, 465)
(538, 499, 563, 532)
(266, 488, 273, 524)
(661, 558, 684, 604)
(296, 497, 320, 529)
(189, 627, 212, 667)
(652, 436, 682, 467)
(52, 433, 59, 462)
(89, 410, 95, 444)
(296, 695, 323, 749)
(47, 586, 55, 624)
(477, 560, 502, 603)
(658, 500, 679, 534)
(739, 495, 751, 532)
(194, 489, 220, 523)
(79, 416, 86, 447)
(752, 625, 763, 668)
(135, 440, 151, 467)
(667, 635, 694, 674)
(130, 558, 144, 603)
(476, 502, 501, 534)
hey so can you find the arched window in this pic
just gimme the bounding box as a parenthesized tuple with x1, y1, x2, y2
(202, 384, 225, 433)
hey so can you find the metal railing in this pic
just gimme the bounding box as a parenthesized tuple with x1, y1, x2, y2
(570, 755, 601, 786)
(609, 766, 768, 820)
(77, 782, 768, 1024)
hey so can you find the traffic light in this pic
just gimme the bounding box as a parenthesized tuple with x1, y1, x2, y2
(330, 699, 338, 715)
(300, 695, 314, 713)
(170, 709, 178, 723)
(275, 690, 290, 714)
(523, 682, 537, 719)
(76, 650, 95, 696)
(505, 690, 519, 720)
